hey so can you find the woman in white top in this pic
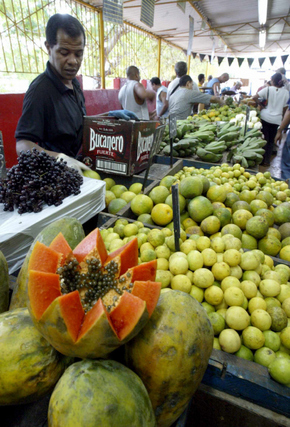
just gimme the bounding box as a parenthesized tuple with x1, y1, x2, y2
(253, 72, 289, 166)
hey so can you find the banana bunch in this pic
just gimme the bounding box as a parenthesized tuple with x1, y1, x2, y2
(240, 127, 263, 139)
(184, 130, 215, 142)
(196, 148, 223, 163)
(217, 122, 241, 138)
(198, 123, 217, 133)
(196, 140, 226, 163)
(231, 137, 266, 168)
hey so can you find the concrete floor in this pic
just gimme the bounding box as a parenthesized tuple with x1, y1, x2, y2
(258, 132, 288, 179)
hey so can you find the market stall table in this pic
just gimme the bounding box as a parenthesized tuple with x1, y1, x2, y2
(0, 177, 106, 274)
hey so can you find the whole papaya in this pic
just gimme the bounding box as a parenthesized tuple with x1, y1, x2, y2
(125, 289, 214, 427)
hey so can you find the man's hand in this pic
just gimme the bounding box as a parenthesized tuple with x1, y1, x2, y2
(56, 153, 90, 176)
(274, 129, 283, 146)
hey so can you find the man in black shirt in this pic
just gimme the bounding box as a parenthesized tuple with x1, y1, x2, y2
(15, 13, 90, 174)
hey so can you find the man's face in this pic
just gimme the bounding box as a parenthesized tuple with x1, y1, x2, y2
(151, 83, 157, 92)
(135, 70, 141, 82)
(186, 81, 194, 90)
(45, 29, 85, 84)
(221, 75, 229, 83)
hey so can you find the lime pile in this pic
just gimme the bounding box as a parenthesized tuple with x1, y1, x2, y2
(101, 219, 290, 387)
(127, 164, 290, 261)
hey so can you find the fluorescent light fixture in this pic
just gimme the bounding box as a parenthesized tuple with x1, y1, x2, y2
(258, 0, 268, 26)
(259, 29, 266, 49)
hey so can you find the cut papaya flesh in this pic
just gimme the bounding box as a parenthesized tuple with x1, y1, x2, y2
(49, 232, 72, 265)
(126, 260, 157, 283)
(58, 291, 84, 342)
(132, 281, 162, 317)
(28, 241, 62, 273)
(27, 227, 161, 358)
(73, 228, 107, 264)
(78, 298, 111, 341)
(28, 270, 61, 320)
(105, 238, 138, 276)
(109, 292, 146, 341)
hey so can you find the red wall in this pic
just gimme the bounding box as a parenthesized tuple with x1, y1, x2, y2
(1, 87, 156, 168)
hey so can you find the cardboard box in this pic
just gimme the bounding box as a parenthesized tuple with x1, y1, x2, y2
(82, 116, 159, 176)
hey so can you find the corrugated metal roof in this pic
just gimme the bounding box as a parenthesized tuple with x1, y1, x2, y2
(86, 0, 290, 57)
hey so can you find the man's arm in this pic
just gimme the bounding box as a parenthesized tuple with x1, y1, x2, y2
(210, 96, 224, 105)
(134, 83, 155, 103)
(275, 108, 290, 146)
(212, 82, 221, 96)
(157, 91, 169, 118)
(16, 140, 58, 157)
(190, 91, 223, 106)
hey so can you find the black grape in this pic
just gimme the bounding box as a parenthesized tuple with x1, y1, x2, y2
(0, 149, 83, 214)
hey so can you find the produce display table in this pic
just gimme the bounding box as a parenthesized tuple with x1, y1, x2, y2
(0, 177, 106, 274)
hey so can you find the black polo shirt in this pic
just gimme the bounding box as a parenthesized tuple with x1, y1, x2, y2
(15, 61, 86, 158)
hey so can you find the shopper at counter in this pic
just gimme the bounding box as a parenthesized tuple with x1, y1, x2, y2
(15, 13, 90, 175)
(167, 61, 199, 100)
(230, 81, 242, 93)
(150, 77, 169, 119)
(252, 72, 288, 166)
(274, 96, 290, 180)
(205, 73, 229, 96)
(118, 66, 155, 120)
(169, 75, 223, 120)
(277, 67, 290, 93)
(198, 74, 205, 87)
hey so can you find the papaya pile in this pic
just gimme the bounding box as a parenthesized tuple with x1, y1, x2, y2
(0, 216, 214, 427)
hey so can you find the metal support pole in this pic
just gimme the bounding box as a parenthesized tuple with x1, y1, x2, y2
(187, 54, 191, 75)
(98, 10, 105, 89)
(157, 38, 161, 78)
(205, 60, 209, 80)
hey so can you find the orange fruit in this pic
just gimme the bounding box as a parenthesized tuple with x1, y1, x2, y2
(151, 203, 173, 226)
(130, 194, 153, 216)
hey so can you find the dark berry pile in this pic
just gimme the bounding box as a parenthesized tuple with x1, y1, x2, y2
(0, 149, 83, 214)
(58, 257, 128, 313)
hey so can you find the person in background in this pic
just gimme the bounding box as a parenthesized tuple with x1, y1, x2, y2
(198, 74, 205, 87)
(257, 80, 271, 93)
(230, 81, 242, 93)
(207, 75, 213, 84)
(167, 61, 198, 100)
(205, 73, 229, 96)
(169, 75, 223, 120)
(252, 72, 289, 166)
(15, 13, 90, 175)
(277, 67, 290, 93)
(150, 77, 169, 120)
(118, 66, 155, 120)
(274, 96, 290, 179)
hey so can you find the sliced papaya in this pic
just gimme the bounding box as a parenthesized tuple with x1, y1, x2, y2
(49, 233, 72, 265)
(28, 242, 62, 273)
(27, 228, 161, 359)
(105, 238, 138, 275)
(109, 292, 147, 341)
(127, 260, 157, 282)
(132, 281, 162, 317)
(73, 228, 107, 264)
(58, 291, 84, 342)
(28, 270, 61, 321)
